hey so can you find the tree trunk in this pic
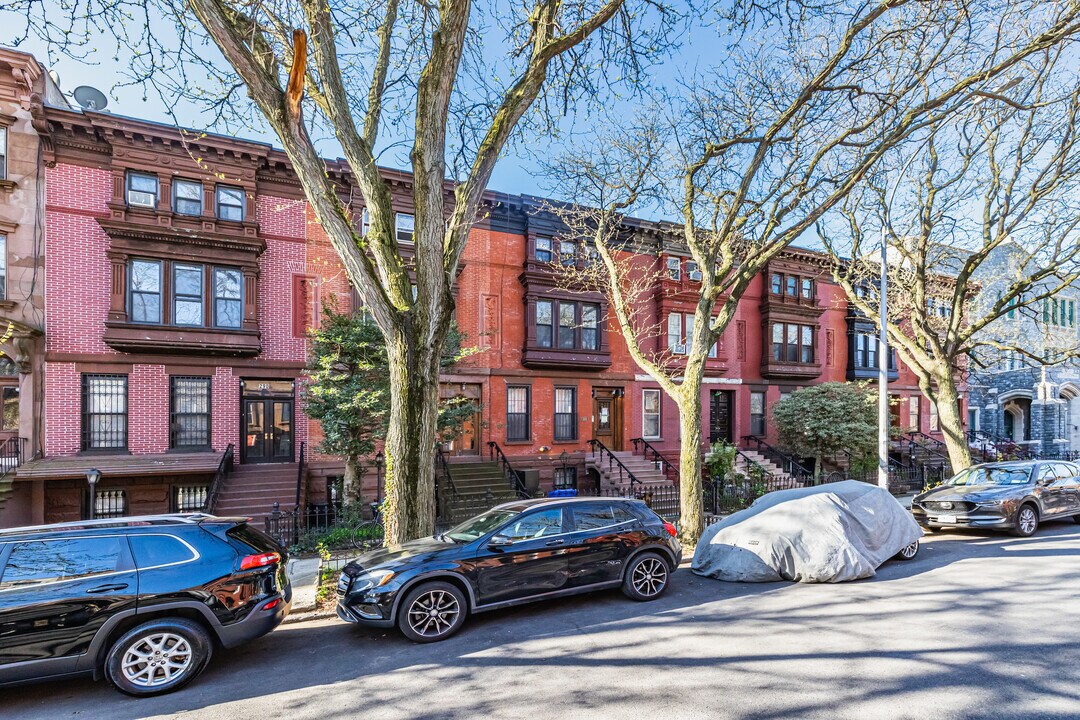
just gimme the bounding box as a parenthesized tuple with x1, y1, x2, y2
(343, 456, 361, 506)
(382, 326, 444, 545)
(932, 374, 972, 474)
(676, 385, 705, 548)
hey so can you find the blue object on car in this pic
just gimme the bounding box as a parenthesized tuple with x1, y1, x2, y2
(547, 488, 578, 497)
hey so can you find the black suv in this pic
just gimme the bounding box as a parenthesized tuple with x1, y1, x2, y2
(0, 514, 291, 696)
(337, 497, 682, 642)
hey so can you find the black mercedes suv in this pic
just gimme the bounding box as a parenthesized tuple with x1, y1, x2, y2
(337, 497, 682, 642)
(0, 514, 291, 696)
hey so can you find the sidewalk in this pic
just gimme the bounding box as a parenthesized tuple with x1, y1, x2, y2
(284, 556, 323, 623)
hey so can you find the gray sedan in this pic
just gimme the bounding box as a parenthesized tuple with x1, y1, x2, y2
(911, 460, 1080, 536)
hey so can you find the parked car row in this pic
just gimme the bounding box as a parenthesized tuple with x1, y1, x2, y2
(3, 461, 1079, 698)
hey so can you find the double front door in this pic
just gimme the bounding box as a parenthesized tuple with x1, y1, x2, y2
(709, 390, 733, 444)
(243, 398, 294, 463)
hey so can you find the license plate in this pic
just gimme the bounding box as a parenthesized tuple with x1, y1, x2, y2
(936, 514, 957, 524)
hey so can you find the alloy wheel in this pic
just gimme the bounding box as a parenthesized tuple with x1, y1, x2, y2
(120, 632, 193, 688)
(900, 541, 919, 559)
(407, 589, 461, 638)
(631, 557, 667, 597)
(1019, 507, 1038, 535)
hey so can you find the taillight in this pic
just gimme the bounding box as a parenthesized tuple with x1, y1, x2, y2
(262, 598, 282, 611)
(662, 522, 678, 538)
(240, 551, 280, 570)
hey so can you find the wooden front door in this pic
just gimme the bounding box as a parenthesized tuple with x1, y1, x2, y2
(709, 390, 733, 444)
(592, 387, 624, 450)
(242, 398, 295, 464)
(440, 383, 483, 456)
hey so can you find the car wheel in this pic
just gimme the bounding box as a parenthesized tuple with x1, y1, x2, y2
(104, 618, 212, 697)
(1013, 504, 1039, 537)
(893, 540, 920, 561)
(397, 581, 467, 643)
(622, 553, 670, 601)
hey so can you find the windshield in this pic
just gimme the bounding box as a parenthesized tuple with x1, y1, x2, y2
(445, 509, 519, 543)
(946, 466, 1032, 487)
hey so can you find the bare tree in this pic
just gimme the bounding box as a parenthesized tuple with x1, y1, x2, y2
(546, 0, 1080, 544)
(822, 46, 1080, 472)
(7, 0, 674, 542)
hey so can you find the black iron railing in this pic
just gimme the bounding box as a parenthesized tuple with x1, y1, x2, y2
(293, 441, 306, 511)
(740, 435, 813, 481)
(587, 438, 641, 486)
(488, 441, 529, 498)
(630, 437, 678, 484)
(203, 443, 234, 514)
(0, 437, 26, 473)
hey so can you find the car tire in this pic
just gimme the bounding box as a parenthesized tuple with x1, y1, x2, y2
(397, 581, 467, 643)
(622, 553, 670, 602)
(1013, 504, 1040, 537)
(893, 540, 920, 561)
(104, 618, 213, 697)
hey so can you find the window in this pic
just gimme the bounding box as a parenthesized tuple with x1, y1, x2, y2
(909, 397, 920, 431)
(786, 276, 797, 297)
(642, 389, 661, 439)
(0, 126, 6, 180)
(750, 391, 766, 436)
(173, 264, 204, 326)
(173, 486, 208, 513)
(667, 257, 681, 280)
(668, 313, 685, 354)
(582, 304, 599, 350)
(359, 207, 371, 237)
(500, 508, 564, 540)
(0, 233, 5, 299)
(214, 268, 243, 328)
(854, 333, 878, 369)
(0, 537, 130, 589)
(506, 385, 530, 441)
(93, 489, 127, 519)
(536, 300, 554, 347)
(2, 385, 18, 431)
(554, 387, 577, 441)
(770, 273, 783, 294)
(216, 186, 245, 221)
(395, 213, 415, 243)
(559, 240, 576, 266)
(558, 302, 576, 349)
(927, 297, 950, 317)
(771, 323, 814, 363)
(173, 179, 203, 215)
(572, 503, 621, 531)
(968, 407, 980, 433)
(535, 237, 553, 262)
(801, 278, 813, 299)
(126, 172, 158, 207)
(129, 259, 162, 323)
(686, 261, 702, 281)
(170, 376, 211, 449)
(553, 467, 577, 490)
(1044, 297, 1076, 328)
(130, 534, 197, 567)
(929, 401, 939, 432)
(81, 374, 128, 450)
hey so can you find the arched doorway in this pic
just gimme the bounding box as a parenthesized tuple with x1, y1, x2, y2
(1002, 400, 1029, 443)
(1061, 384, 1080, 452)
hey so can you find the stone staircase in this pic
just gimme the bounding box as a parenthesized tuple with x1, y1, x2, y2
(588, 450, 670, 489)
(439, 460, 518, 525)
(735, 449, 797, 484)
(212, 463, 301, 521)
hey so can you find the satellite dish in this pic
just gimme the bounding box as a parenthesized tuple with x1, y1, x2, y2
(73, 86, 109, 111)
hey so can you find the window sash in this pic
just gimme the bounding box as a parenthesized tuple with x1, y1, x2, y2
(216, 186, 245, 221)
(554, 387, 576, 441)
(801, 278, 812, 299)
(770, 273, 782, 294)
(396, 213, 415, 243)
(582, 304, 599, 350)
(126, 172, 158, 207)
(667, 257, 681, 280)
(535, 237, 553, 262)
(559, 241, 576, 266)
(558, 303, 576, 349)
(668, 313, 684, 352)
(213, 268, 243, 328)
(536, 300, 553, 348)
(170, 376, 211, 448)
(786, 276, 797, 296)
(129, 259, 162, 324)
(173, 180, 203, 215)
(642, 389, 661, 439)
(82, 374, 128, 450)
(0, 126, 6, 180)
(750, 391, 766, 435)
(506, 386, 530, 441)
(173, 264, 204, 326)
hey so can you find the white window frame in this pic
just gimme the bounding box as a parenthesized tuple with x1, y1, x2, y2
(0, 125, 7, 180)
(395, 212, 415, 243)
(666, 257, 681, 281)
(642, 389, 661, 439)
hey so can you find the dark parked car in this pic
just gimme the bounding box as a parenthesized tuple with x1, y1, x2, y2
(0, 514, 291, 696)
(336, 497, 682, 642)
(912, 461, 1080, 536)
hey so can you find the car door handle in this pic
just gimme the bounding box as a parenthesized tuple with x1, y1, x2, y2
(86, 583, 129, 594)
(545, 539, 565, 547)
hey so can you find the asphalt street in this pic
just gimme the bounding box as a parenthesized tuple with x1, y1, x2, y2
(6, 521, 1080, 720)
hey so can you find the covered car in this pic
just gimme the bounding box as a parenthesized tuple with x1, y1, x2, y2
(692, 480, 922, 583)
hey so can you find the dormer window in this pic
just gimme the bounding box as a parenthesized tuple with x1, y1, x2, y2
(535, 237, 553, 262)
(173, 179, 203, 216)
(126, 172, 158, 208)
(396, 213, 415, 243)
(216, 186, 245, 221)
(667, 257, 681, 281)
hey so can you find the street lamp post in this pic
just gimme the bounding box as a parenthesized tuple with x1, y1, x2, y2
(86, 468, 101, 520)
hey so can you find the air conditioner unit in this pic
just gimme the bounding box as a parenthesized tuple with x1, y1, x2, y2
(688, 269, 702, 281)
(127, 191, 156, 208)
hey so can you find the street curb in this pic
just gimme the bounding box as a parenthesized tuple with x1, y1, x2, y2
(283, 609, 337, 625)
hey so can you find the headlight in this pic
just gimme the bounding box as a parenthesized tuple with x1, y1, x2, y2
(976, 498, 1006, 507)
(351, 569, 396, 593)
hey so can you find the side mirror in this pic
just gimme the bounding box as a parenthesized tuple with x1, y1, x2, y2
(487, 535, 513, 551)
(1037, 477, 1055, 487)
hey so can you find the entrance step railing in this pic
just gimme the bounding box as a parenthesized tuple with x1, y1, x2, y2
(587, 438, 642, 486)
(630, 437, 678, 484)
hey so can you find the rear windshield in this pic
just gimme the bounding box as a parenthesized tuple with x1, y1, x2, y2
(225, 524, 283, 553)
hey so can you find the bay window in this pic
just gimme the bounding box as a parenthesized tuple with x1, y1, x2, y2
(534, 299, 600, 352)
(126, 259, 243, 329)
(668, 313, 718, 357)
(771, 323, 814, 363)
